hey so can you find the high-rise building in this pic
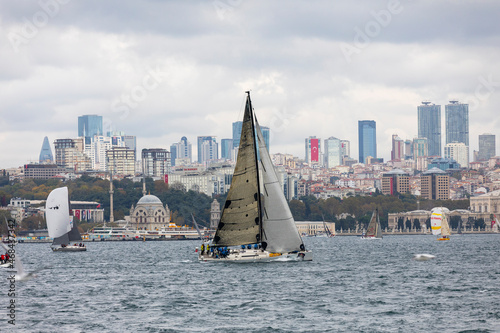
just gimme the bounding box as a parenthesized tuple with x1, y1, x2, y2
(324, 137, 341, 168)
(171, 136, 192, 166)
(84, 135, 125, 171)
(197, 136, 218, 164)
(478, 133, 496, 161)
(381, 169, 410, 196)
(305, 136, 321, 165)
(232, 121, 243, 148)
(54, 138, 92, 172)
(39, 136, 53, 163)
(421, 167, 450, 200)
(106, 147, 135, 175)
(78, 115, 103, 145)
(404, 139, 412, 159)
(221, 139, 233, 160)
(444, 142, 469, 168)
(340, 140, 350, 163)
(391, 134, 404, 161)
(261, 126, 270, 151)
(418, 102, 441, 157)
(142, 148, 170, 177)
(413, 137, 428, 171)
(445, 100, 469, 146)
(358, 120, 376, 164)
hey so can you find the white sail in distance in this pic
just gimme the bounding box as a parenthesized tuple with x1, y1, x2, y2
(430, 207, 443, 235)
(46, 187, 71, 239)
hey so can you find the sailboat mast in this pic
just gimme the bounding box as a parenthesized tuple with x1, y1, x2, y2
(246, 91, 264, 244)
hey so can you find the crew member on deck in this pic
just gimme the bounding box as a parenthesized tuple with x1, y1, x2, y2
(201, 243, 205, 255)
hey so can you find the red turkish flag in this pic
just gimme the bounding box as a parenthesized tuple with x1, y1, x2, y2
(311, 139, 319, 162)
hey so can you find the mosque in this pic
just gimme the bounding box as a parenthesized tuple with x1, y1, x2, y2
(128, 181, 172, 231)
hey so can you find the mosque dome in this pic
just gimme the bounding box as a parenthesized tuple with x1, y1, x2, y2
(137, 194, 162, 205)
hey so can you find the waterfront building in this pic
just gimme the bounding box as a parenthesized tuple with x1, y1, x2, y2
(78, 115, 103, 145)
(106, 147, 136, 176)
(421, 167, 450, 200)
(478, 134, 496, 161)
(444, 142, 469, 168)
(391, 134, 405, 161)
(324, 137, 341, 168)
(445, 100, 469, 146)
(210, 199, 220, 229)
(381, 169, 410, 196)
(221, 138, 233, 160)
(470, 190, 500, 214)
(305, 136, 322, 166)
(358, 120, 377, 164)
(295, 221, 335, 236)
(129, 194, 171, 231)
(417, 102, 441, 157)
(142, 148, 170, 178)
(54, 138, 92, 172)
(39, 136, 54, 163)
(197, 136, 218, 164)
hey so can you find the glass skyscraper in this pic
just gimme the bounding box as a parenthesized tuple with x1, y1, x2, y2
(358, 120, 376, 164)
(445, 101, 469, 146)
(221, 138, 233, 160)
(232, 121, 243, 149)
(39, 136, 53, 163)
(478, 133, 496, 161)
(324, 137, 341, 168)
(78, 115, 103, 144)
(197, 136, 218, 163)
(417, 102, 441, 157)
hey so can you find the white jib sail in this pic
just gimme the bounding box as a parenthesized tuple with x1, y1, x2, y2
(430, 208, 443, 236)
(46, 187, 71, 238)
(256, 119, 304, 253)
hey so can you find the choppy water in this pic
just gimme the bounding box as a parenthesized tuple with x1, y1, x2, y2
(2, 234, 500, 332)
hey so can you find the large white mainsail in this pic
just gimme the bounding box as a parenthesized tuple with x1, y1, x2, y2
(256, 119, 305, 253)
(46, 187, 72, 239)
(212, 94, 261, 246)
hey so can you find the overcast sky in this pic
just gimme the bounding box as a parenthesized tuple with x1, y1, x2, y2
(1, 0, 499, 168)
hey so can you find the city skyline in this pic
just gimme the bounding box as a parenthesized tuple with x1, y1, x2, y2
(1, 1, 500, 168)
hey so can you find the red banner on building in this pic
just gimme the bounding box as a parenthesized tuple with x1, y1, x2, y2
(74, 209, 80, 220)
(164, 174, 168, 184)
(311, 139, 319, 162)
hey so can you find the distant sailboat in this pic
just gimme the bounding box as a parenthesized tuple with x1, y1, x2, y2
(431, 207, 450, 241)
(361, 209, 382, 240)
(46, 187, 86, 252)
(492, 214, 499, 233)
(198, 92, 312, 262)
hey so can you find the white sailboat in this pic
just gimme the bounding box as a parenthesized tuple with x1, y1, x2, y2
(46, 187, 86, 252)
(361, 209, 382, 240)
(430, 207, 450, 241)
(492, 214, 499, 233)
(199, 92, 312, 262)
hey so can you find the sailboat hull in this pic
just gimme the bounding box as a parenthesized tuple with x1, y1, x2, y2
(437, 237, 450, 241)
(360, 236, 382, 240)
(199, 249, 312, 262)
(51, 245, 87, 252)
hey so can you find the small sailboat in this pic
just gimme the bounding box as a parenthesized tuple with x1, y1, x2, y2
(46, 187, 86, 252)
(198, 92, 312, 262)
(361, 209, 382, 240)
(430, 207, 450, 241)
(492, 214, 499, 233)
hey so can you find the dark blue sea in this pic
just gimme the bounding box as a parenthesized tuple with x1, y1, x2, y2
(2, 234, 500, 332)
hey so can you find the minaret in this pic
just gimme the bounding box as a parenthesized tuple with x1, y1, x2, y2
(142, 175, 147, 196)
(109, 171, 114, 223)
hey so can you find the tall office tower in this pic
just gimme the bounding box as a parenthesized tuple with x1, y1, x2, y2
(324, 137, 341, 168)
(340, 140, 350, 162)
(391, 134, 405, 161)
(171, 136, 192, 166)
(106, 147, 136, 175)
(232, 121, 243, 148)
(39, 136, 54, 163)
(84, 135, 124, 171)
(381, 169, 410, 196)
(478, 133, 496, 161)
(417, 102, 441, 157)
(221, 139, 234, 160)
(358, 120, 377, 164)
(445, 100, 469, 146)
(54, 138, 92, 172)
(421, 168, 450, 200)
(78, 115, 103, 145)
(122, 135, 137, 155)
(261, 126, 270, 151)
(142, 148, 170, 177)
(305, 136, 322, 165)
(197, 136, 218, 164)
(404, 139, 413, 159)
(444, 142, 469, 168)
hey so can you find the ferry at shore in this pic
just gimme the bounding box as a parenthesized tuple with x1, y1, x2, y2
(88, 223, 208, 241)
